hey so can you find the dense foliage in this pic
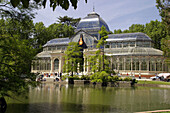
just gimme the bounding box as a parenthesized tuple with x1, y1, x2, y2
(63, 42, 83, 74)
(57, 16, 81, 28)
(4, 0, 87, 10)
(33, 22, 74, 50)
(87, 26, 112, 74)
(0, 1, 39, 100)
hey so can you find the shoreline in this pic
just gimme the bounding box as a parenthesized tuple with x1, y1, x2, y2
(40, 79, 170, 88)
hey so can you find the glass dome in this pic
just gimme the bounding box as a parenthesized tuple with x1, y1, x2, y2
(76, 12, 110, 39)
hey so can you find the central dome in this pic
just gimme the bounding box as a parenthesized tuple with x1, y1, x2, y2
(76, 12, 110, 40)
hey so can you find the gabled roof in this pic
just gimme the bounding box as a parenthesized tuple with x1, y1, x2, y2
(70, 29, 98, 42)
(106, 32, 152, 42)
(43, 38, 70, 47)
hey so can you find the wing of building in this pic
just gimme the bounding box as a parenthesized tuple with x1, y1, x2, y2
(32, 12, 169, 78)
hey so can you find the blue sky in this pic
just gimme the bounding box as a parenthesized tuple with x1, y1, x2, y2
(33, 0, 161, 32)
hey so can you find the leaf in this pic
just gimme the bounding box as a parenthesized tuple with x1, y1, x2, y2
(42, 0, 47, 8)
(34, 0, 41, 4)
(21, 0, 29, 8)
(70, 0, 77, 9)
(10, 0, 20, 8)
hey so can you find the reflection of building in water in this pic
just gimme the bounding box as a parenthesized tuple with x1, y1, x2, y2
(30, 83, 69, 105)
(31, 11, 169, 78)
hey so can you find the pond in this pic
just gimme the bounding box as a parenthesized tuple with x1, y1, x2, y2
(5, 83, 170, 113)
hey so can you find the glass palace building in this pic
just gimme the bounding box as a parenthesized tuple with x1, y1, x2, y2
(32, 12, 169, 78)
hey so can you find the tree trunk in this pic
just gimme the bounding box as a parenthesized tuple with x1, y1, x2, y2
(0, 97, 7, 113)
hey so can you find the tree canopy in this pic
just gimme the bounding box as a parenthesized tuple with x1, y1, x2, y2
(4, 0, 87, 11)
(63, 42, 83, 74)
(57, 16, 81, 28)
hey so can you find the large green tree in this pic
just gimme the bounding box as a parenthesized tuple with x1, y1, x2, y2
(88, 26, 111, 74)
(63, 42, 82, 74)
(156, 0, 170, 32)
(0, 20, 38, 112)
(47, 23, 74, 39)
(145, 20, 167, 50)
(57, 16, 81, 28)
(0, 1, 39, 112)
(156, 0, 170, 66)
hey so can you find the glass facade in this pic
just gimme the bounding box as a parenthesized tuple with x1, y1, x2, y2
(32, 58, 51, 71)
(32, 12, 169, 77)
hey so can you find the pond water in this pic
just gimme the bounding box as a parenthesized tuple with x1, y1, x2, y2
(5, 83, 170, 113)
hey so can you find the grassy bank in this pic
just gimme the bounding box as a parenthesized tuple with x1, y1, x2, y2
(138, 80, 170, 85)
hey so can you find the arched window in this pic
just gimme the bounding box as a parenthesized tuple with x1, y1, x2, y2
(54, 58, 59, 70)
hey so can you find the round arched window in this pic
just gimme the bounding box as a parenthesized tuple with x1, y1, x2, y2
(54, 58, 59, 70)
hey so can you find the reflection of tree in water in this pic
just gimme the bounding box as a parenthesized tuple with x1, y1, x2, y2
(5, 84, 170, 113)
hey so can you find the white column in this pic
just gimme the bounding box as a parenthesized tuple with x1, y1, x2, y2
(59, 56, 62, 73)
(83, 57, 86, 74)
(111, 56, 113, 70)
(124, 57, 126, 71)
(131, 57, 133, 76)
(147, 57, 149, 71)
(139, 58, 141, 77)
(87, 60, 89, 73)
(50, 57, 54, 73)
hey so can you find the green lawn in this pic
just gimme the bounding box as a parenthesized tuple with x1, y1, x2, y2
(137, 80, 170, 85)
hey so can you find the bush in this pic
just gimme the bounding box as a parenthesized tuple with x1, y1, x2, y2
(112, 76, 119, 81)
(71, 75, 80, 80)
(81, 75, 90, 80)
(123, 77, 132, 81)
(97, 79, 103, 83)
(107, 76, 113, 82)
(61, 75, 68, 81)
(90, 71, 109, 83)
(99, 71, 109, 82)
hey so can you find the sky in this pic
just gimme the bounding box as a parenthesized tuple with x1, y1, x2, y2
(33, 0, 162, 32)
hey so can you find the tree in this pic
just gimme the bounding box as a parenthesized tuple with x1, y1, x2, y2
(46, 23, 74, 39)
(0, 2, 39, 112)
(156, 0, 170, 66)
(88, 26, 111, 74)
(114, 29, 122, 34)
(57, 16, 81, 28)
(156, 0, 170, 33)
(128, 24, 144, 33)
(63, 42, 82, 75)
(144, 20, 167, 49)
(0, 31, 38, 112)
(5, 0, 87, 11)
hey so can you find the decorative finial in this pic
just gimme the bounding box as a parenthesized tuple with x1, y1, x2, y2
(93, 3, 95, 12)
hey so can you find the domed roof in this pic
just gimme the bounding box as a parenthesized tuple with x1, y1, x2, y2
(76, 12, 110, 38)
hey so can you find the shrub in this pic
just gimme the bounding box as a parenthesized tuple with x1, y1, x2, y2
(123, 77, 132, 81)
(90, 71, 110, 83)
(99, 71, 109, 82)
(81, 75, 90, 80)
(107, 76, 113, 82)
(97, 79, 103, 83)
(61, 75, 68, 81)
(112, 76, 119, 81)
